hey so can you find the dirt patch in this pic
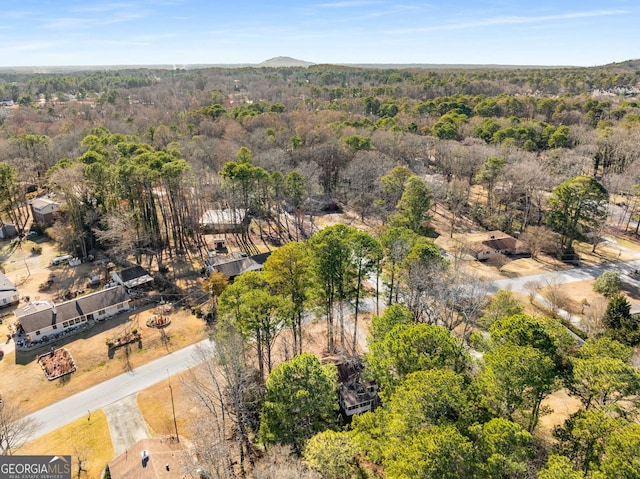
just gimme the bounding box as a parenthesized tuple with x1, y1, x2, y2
(312, 210, 382, 234)
(536, 277, 639, 336)
(573, 239, 636, 266)
(137, 373, 194, 440)
(0, 237, 98, 301)
(537, 389, 582, 445)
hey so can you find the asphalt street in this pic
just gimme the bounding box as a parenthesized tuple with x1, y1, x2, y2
(21, 250, 640, 442)
(23, 337, 213, 439)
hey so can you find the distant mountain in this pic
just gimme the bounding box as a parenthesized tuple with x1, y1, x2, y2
(258, 56, 315, 68)
(0, 58, 637, 74)
(600, 59, 640, 70)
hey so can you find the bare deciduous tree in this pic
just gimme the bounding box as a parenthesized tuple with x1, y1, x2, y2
(182, 325, 263, 478)
(519, 225, 559, 260)
(252, 445, 320, 479)
(0, 396, 40, 456)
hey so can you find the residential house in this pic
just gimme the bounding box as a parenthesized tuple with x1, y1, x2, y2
(324, 354, 379, 417)
(205, 251, 271, 281)
(30, 197, 60, 226)
(111, 265, 154, 290)
(108, 437, 188, 479)
(468, 231, 527, 260)
(340, 380, 379, 416)
(14, 286, 130, 341)
(199, 208, 249, 234)
(0, 272, 19, 309)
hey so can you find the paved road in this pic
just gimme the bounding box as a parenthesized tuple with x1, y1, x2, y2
(24, 338, 212, 439)
(22, 250, 640, 442)
(488, 259, 640, 294)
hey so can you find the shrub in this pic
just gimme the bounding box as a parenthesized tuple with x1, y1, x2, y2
(593, 270, 621, 298)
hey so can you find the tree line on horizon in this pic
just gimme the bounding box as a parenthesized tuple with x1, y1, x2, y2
(0, 63, 639, 477)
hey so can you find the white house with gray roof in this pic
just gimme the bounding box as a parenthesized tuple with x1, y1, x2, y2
(14, 286, 130, 340)
(0, 271, 19, 309)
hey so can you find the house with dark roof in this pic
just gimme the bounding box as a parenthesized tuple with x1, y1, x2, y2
(467, 231, 527, 260)
(340, 380, 379, 416)
(0, 271, 19, 309)
(111, 265, 154, 289)
(14, 286, 130, 341)
(205, 252, 271, 281)
(30, 197, 60, 226)
(323, 354, 380, 417)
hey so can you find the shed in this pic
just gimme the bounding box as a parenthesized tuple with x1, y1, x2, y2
(0, 223, 17, 239)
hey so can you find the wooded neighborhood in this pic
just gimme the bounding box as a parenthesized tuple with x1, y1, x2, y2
(0, 60, 639, 479)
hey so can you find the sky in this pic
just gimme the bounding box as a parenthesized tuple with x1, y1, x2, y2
(0, 0, 638, 67)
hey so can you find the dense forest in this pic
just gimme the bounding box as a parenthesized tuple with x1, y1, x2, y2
(1, 61, 640, 478)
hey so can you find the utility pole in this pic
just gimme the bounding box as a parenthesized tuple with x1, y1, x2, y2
(167, 371, 179, 442)
(18, 240, 30, 277)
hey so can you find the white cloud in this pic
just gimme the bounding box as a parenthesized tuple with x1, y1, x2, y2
(386, 9, 628, 34)
(0, 41, 58, 53)
(43, 17, 93, 29)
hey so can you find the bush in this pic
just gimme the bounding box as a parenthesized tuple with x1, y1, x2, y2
(593, 270, 621, 298)
(31, 244, 42, 254)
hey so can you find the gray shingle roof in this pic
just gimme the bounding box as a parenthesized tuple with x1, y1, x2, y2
(0, 271, 16, 292)
(116, 265, 151, 283)
(16, 286, 128, 334)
